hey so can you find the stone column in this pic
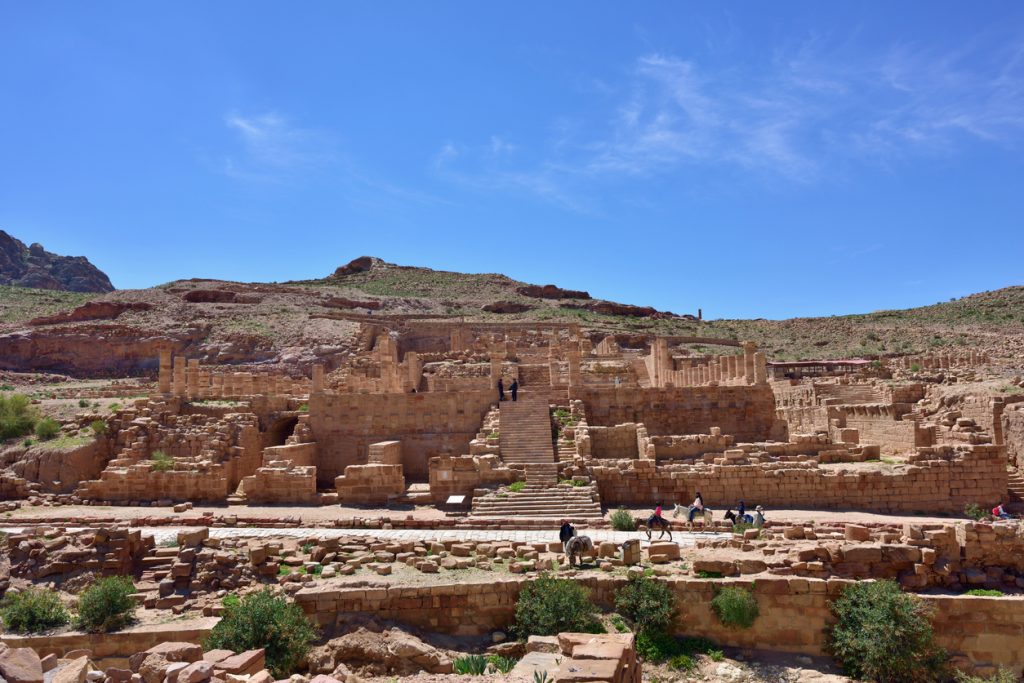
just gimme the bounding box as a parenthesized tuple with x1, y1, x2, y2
(172, 356, 186, 397)
(568, 346, 582, 388)
(754, 352, 768, 385)
(158, 350, 172, 394)
(186, 359, 200, 399)
(312, 364, 325, 393)
(743, 342, 757, 385)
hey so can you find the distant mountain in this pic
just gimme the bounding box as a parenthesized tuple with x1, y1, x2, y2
(0, 230, 114, 293)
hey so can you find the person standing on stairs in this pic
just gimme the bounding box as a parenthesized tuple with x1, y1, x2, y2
(510, 378, 519, 402)
(497, 378, 505, 401)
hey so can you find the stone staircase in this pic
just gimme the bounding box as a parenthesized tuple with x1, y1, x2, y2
(499, 397, 556, 465)
(138, 546, 178, 587)
(1007, 470, 1024, 513)
(470, 463, 604, 519)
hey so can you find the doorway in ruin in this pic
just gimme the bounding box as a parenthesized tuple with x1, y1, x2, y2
(263, 415, 298, 448)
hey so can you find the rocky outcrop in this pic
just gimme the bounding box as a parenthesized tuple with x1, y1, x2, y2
(320, 296, 382, 311)
(563, 301, 678, 319)
(482, 301, 534, 314)
(330, 256, 377, 279)
(29, 301, 153, 326)
(517, 284, 591, 300)
(182, 290, 262, 304)
(0, 230, 114, 293)
(309, 627, 453, 677)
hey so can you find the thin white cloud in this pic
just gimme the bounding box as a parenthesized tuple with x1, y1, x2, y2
(433, 31, 1024, 211)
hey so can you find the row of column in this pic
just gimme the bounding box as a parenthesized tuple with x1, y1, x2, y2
(157, 350, 314, 399)
(649, 339, 767, 388)
(901, 351, 989, 370)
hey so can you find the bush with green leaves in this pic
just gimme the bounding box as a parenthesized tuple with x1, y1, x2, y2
(486, 655, 517, 674)
(614, 576, 675, 634)
(635, 632, 717, 663)
(609, 507, 636, 531)
(0, 393, 37, 441)
(76, 576, 136, 633)
(34, 417, 60, 441)
(0, 588, 70, 633)
(205, 588, 318, 678)
(711, 587, 759, 629)
(963, 503, 986, 521)
(954, 668, 1017, 683)
(965, 588, 1003, 597)
(90, 419, 107, 437)
(509, 481, 526, 493)
(513, 574, 601, 638)
(829, 580, 947, 682)
(150, 450, 174, 472)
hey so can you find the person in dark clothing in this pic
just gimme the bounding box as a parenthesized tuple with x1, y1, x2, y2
(510, 378, 519, 402)
(497, 378, 505, 401)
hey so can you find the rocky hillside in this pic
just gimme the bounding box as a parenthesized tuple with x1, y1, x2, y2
(0, 255, 1022, 377)
(0, 230, 114, 293)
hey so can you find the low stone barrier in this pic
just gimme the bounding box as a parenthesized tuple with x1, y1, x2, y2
(293, 575, 1024, 675)
(0, 617, 220, 665)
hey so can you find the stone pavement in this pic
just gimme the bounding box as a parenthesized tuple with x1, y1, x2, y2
(3, 525, 728, 548)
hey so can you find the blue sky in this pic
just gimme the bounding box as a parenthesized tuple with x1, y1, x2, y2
(2, 2, 1023, 319)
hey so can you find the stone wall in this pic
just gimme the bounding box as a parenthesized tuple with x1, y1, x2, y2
(1000, 401, 1024, 469)
(0, 618, 219, 665)
(834, 404, 932, 454)
(570, 386, 786, 443)
(588, 444, 1006, 513)
(588, 424, 640, 459)
(293, 575, 1023, 676)
(308, 391, 495, 483)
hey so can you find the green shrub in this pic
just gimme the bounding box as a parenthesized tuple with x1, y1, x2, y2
(298, 403, 309, 413)
(708, 648, 725, 662)
(533, 672, 552, 683)
(614, 576, 675, 634)
(513, 574, 601, 638)
(711, 587, 759, 629)
(0, 384, 13, 391)
(696, 570, 723, 579)
(453, 655, 488, 675)
(78, 398, 89, 407)
(150, 450, 174, 472)
(829, 580, 947, 682)
(76, 576, 136, 633)
(954, 668, 1018, 683)
(965, 588, 1003, 597)
(205, 588, 318, 678)
(90, 419, 107, 437)
(222, 593, 241, 609)
(910, 363, 921, 372)
(635, 633, 718, 664)
(0, 393, 37, 441)
(610, 507, 636, 531)
(486, 655, 517, 674)
(0, 588, 70, 633)
(964, 503, 986, 521)
(509, 481, 526, 493)
(669, 654, 695, 672)
(34, 417, 60, 441)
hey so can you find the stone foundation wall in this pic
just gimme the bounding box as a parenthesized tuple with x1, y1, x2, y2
(309, 391, 495, 483)
(77, 466, 233, 503)
(836, 404, 931, 454)
(293, 575, 1023, 675)
(589, 424, 640, 459)
(570, 386, 786, 442)
(589, 445, 1006, 513)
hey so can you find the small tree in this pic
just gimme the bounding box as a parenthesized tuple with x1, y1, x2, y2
(963, 503, 986, 521)
(34, 417, 61, 441)
(205, 588, 318, 678)
(829, 580, 947, 682)
(0, 589, 70, 633)
(76, 576, 136, 633)
(610, 507, 636, 531)
(513, 574, 601, 638)
(711, 587, 759, 629)
(0, 393, 37, 441)
(614, 576, 675, 634)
